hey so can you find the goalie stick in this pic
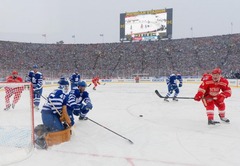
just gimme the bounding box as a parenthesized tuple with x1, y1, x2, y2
(155, 90, 194, 99)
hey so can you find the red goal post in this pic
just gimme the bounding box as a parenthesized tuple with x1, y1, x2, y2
(0, 82, 34, 165)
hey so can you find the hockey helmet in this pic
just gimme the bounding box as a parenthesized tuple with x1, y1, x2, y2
(58, 77, 69, 93)
(78, 81, 87, 87)
(33, 64, 38, 69)
(58, 77, 69, 86)
(212, 68, 222, 74)
(74, 68, 78, 74)
(12, 70, 18, 75)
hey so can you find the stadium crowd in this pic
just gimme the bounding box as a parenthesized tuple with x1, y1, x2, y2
(0, 34, 240, 80)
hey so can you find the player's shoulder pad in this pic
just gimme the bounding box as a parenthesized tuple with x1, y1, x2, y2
(28, 71, 34, 75)
(73, 89, 81, 97)
(219, 77, 229, 84)
(204, 80, 214, 85)
(205, 76, 213, 81)
(36, 71, 43, 75)
(56, 90, 67, 100)
(35, 72, 43, 78)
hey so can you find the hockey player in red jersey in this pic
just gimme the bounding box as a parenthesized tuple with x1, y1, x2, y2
(4, 70, 24, 110)
(194, 68, 232, 125)
(92, 76, 100, 90)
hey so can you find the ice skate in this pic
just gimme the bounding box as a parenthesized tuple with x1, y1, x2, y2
(79, 116, 88, 120)
(12, 104, 15, 109)
(93, 87, 96, 90)
(4, 104, 11, 111)
(208, 120, 220, 125)
(164, 98, 169, 102)
(35, 137, 47, 149)
(172, 97, 178, 101)
(219, 114, 230, 123)
(220, 117, 230, 123)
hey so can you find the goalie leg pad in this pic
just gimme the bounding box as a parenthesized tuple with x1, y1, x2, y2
(45, 127, 72, 147)
(34, 124, 50, 149)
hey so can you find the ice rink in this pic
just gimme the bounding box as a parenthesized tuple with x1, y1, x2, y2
(3, 82, 240, 166)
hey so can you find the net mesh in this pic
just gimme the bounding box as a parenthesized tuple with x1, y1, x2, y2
(0, 82, 34, 165)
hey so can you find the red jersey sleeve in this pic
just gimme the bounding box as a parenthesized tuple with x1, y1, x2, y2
(219, 78, 231, 98)
(195, 81, 208, 97)
(201, 74, 212, 81)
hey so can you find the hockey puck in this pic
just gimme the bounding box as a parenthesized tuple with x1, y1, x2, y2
(139, 115, 143, 117)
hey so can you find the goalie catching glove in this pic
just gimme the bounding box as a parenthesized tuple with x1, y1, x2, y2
(60, 105, 72, 127)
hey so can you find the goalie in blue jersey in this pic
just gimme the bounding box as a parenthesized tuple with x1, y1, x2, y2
(34, 77, 72, 149)
(164, 74, 183, 102)
(41, 77, 71, 131)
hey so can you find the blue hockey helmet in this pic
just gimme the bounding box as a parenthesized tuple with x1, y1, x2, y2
(58, 77, 69, 93)
(58, 77, 69, 86)
(74, 68, 78, 73)
(78, 81, 87, 87)
(33, 64, 38, 69)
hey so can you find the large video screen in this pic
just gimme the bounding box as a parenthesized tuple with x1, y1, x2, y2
(120, 8, 173, 42)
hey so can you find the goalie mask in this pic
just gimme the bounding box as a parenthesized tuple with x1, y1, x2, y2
(58, 77, 69, 93)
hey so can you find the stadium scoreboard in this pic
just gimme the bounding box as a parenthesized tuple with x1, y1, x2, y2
(120, 8, 173, 42)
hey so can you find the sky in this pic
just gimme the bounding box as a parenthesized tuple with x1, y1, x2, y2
(1, 83, 240, 166)
(0, 0, 240, 44)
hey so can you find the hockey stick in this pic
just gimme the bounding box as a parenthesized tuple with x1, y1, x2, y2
(87, 117, 134, 144)
(88, 83, 92, 87)
(155, 90, 194, 99)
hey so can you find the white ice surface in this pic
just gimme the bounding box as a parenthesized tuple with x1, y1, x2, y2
(6, 83, 240, 166)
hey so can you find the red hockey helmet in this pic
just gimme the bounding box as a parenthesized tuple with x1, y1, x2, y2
(12, 70, 18, 75)
(212, 68, 221, 74)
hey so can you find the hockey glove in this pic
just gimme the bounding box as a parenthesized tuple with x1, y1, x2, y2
(60, 106, 72, 127)
(213, 94, 225, 103)
(86, 102, 93, 110)
(194, 93, 203, 101)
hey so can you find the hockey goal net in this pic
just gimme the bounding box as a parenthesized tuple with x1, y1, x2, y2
(0, 82, 34, 165)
